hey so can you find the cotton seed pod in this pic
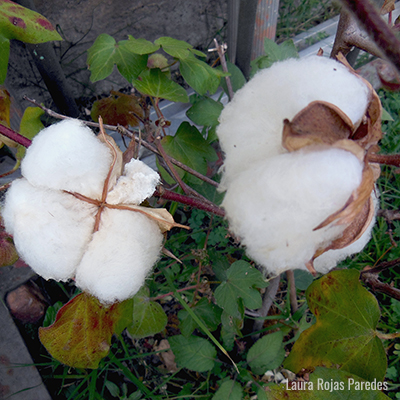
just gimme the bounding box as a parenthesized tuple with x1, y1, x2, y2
(217, 56, 371, 189)
(218, 56, 382, 275)
(2, 119, 183, 303)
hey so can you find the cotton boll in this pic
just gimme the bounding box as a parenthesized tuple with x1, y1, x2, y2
(2, 179, 97, 280)
(222, 147, 364, 275)
(75, 208, 163, 304)
(22, 119, 113, 199)
(313, 190, 378, 273)
(107, 159, 160, 205)
(217, 57, 370, 187)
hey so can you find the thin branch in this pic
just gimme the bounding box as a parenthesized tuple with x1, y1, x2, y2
(360, 272, 400, 301)
(23, 96, 219, 188)
(213, 39, 234, 101)
(368, 153, 400, 167)
(0, 123, 32, 148)
(286, 270, 298, 314)
(340, 0, 400, 74)
(154, 186, 225, 217)
(252, 275, 281, 337)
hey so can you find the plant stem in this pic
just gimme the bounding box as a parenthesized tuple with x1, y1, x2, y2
(213, 39, 234, 101)
(0, 123, 32, 147)
(154, 186, 225, 217)
(340, 0, 400, 74)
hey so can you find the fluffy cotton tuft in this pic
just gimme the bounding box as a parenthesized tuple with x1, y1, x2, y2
(2, 178, 96, 280)
(222, 147, 364, 274)
(217, 56, 370, 188)
(2, 119, 168, 303)
(217, 56, 377, 275)
(107, 159, 160, 205)
(75, 209, 163, 303)
(22, 119, 113, 199)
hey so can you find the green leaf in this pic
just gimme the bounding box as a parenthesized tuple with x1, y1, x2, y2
(114, 40, 148, 82)
(0, 1, 61, 43)
(87, 34, 148, 82)
(214, 260, 267, 316)
(381, 108, 394, 122)
(39, 293, 126, 369)
(87, 34, 118, 81)
(178, 297, 222, 337)
(266, 367, 390, 399)
(160, 121, 217, 184)
(218, 61, 246, 94)
(247, 331, 285, 374)
(126, 36, 160, 54)
(168, 335, 216, 372)
(250, 38, 298, 76)
(155, 36, 193, 59)
(180, 57, 225, 95)
(127, 287, 167, 339)
(133, 68, 189, 102)
(284, 269, 387, 381)
(220, 305, 244, 351)
(212, 380, 243, 400)
(0, 36, 10, 84)
(186, 97, 224, 127)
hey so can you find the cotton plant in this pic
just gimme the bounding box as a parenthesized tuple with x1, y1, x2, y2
(217, 55, 382, 275)
(2, 118, 186, 304)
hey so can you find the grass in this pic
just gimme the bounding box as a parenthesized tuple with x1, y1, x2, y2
(276, 0, 339, 42)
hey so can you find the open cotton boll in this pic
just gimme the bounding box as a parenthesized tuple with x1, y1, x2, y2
(21, 119, 113, 199)
(217, 56, 370, 186)
(75, 208, 163, 304)
(107, 159, 160, 205)
(313, 190, 378, 273)
(222, 147, 364, 275)
(2, 178, 97, 280)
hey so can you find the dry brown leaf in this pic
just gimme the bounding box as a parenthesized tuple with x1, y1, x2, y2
(314, 162, 375, 230)
(282, 101, 354, 152)
(154, 339, 179, 373)
(107, 203, 189, 233)
(381, 0, 395, 15)
(313, 195, 374, 259)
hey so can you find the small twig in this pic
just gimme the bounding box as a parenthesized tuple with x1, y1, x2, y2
(360, 272, 400, 301)
(360, 257, 400, 276)
(23, 96, 219, 188)
(155, 137, 191, 195)
(340, 0, 400, 74)
(286, 270, 298, 314)
(154, 186, 225, 217)
(252, 275, 281, 337)
(213, 39, 234, 101)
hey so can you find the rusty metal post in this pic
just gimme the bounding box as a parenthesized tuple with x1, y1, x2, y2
(252, 0, 280, 59)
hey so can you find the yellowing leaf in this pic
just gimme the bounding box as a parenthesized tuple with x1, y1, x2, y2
(39, 293, 126, 369)
(284, 270, 387, 381)
(0, 87, 10, 126)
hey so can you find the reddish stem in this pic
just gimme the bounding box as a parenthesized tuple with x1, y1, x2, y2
(154, 186, 225, 218)
(368, 153, 400, 167)
(0, 124, 32, 148)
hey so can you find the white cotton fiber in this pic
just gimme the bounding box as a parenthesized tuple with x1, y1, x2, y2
(21, 119, 113, 199)
(75, 208, 163, 304)
(222, 147, 364, 275)
(107, 159, 160, 205)
(2, 179, 97, 280)
(217, 57, 370, 187)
